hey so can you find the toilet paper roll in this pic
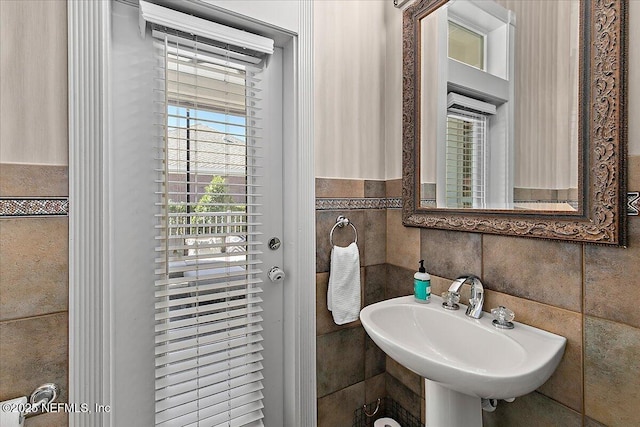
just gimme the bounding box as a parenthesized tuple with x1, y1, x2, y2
(0, 396, 27, 427)
(374, 417, 401, 427)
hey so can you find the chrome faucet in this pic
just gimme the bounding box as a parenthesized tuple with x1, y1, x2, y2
(447, 275, 485, 319)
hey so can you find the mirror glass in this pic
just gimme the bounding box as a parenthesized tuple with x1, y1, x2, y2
(418, 0, 580, 211)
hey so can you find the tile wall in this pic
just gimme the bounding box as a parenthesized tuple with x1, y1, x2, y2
(0, 165, 70, 427)
(316, 157, 640, 426)
(315, 179, 389, 426)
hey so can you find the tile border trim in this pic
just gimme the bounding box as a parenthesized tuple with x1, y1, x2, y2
(629, 192, 639, 216)
(316, 197, 402, 210)
(317, 192, 638, 214)
(0, 198, 69, 217)
(1, 192, 633, 216)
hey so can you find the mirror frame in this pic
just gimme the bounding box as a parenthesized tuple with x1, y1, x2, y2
(402, 0, 628, 245)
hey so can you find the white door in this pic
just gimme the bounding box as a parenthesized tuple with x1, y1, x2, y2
(109, 2, 285, 425)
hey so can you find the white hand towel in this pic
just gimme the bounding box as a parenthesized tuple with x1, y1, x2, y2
(327, 242, 361, 325)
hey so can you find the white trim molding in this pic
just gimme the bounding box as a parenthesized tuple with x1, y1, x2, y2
(67, 0, 111, 426)
(286, 1, 317, 425)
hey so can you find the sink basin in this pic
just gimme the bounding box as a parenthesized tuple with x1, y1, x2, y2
(360, 295, 566, 426)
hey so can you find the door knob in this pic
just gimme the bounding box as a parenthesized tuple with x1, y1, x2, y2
(268, 266, 285, 282)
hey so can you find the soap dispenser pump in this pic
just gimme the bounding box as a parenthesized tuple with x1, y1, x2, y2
(414, 260, 431, 303)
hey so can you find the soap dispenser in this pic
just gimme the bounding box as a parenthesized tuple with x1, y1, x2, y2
(414, 260, 431, 303)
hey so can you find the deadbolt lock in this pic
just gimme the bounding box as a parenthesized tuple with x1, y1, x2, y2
(268, 237, 281, 250)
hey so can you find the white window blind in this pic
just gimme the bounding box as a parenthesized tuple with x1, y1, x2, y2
(153, 25, 268, 427)
(445, 109, 487, 209)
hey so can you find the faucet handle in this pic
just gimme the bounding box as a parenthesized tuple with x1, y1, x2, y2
(491, 306, 515, 329)
(441, 291, 460, 310)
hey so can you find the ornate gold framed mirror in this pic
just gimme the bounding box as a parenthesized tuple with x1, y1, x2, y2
(402, 0, 627, 245)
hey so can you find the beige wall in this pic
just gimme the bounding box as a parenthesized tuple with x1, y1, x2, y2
(0, 0, 68, 165)
(500, 0, 580, 190)
(384, 0, 404, 180)
(314, 0, 388, 180)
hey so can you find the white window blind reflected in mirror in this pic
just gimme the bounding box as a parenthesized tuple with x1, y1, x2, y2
(153, 29, 267, 427)
(445, 109, 487, 209)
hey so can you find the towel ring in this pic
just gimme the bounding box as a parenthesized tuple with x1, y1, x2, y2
(329, 215, 358, 246)
(363, 398, 381, 418)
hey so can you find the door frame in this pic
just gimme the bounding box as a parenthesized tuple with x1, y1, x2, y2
(67, 1, 316, 425)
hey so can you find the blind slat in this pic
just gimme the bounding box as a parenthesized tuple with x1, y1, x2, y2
(155, 304, 262, 332)
(155, 242, 262, 255)
(190, 397, 264, 427)
(199, 395, 264, 425)
(155, 342, 263, 377)
(157, 386, 264, 425)
(157, 379, 264, 420)
(155, 259, 262, 275)
(154, 270, 262, 287)
(155, 324, 263, 356)
(156, 354, 263, 397)
(154, 293, 263, 321)
(155, 364, 263, 402)
(155, 334, 263, 367)
(160, 397, 264, 427)
(156, 253, 262, 271)
(154, 287, 263, 310)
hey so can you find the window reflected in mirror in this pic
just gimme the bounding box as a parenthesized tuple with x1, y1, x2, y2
(448, 20, 484, 70)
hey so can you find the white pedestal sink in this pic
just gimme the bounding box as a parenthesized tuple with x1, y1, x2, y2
(360, 295, 566, 426)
